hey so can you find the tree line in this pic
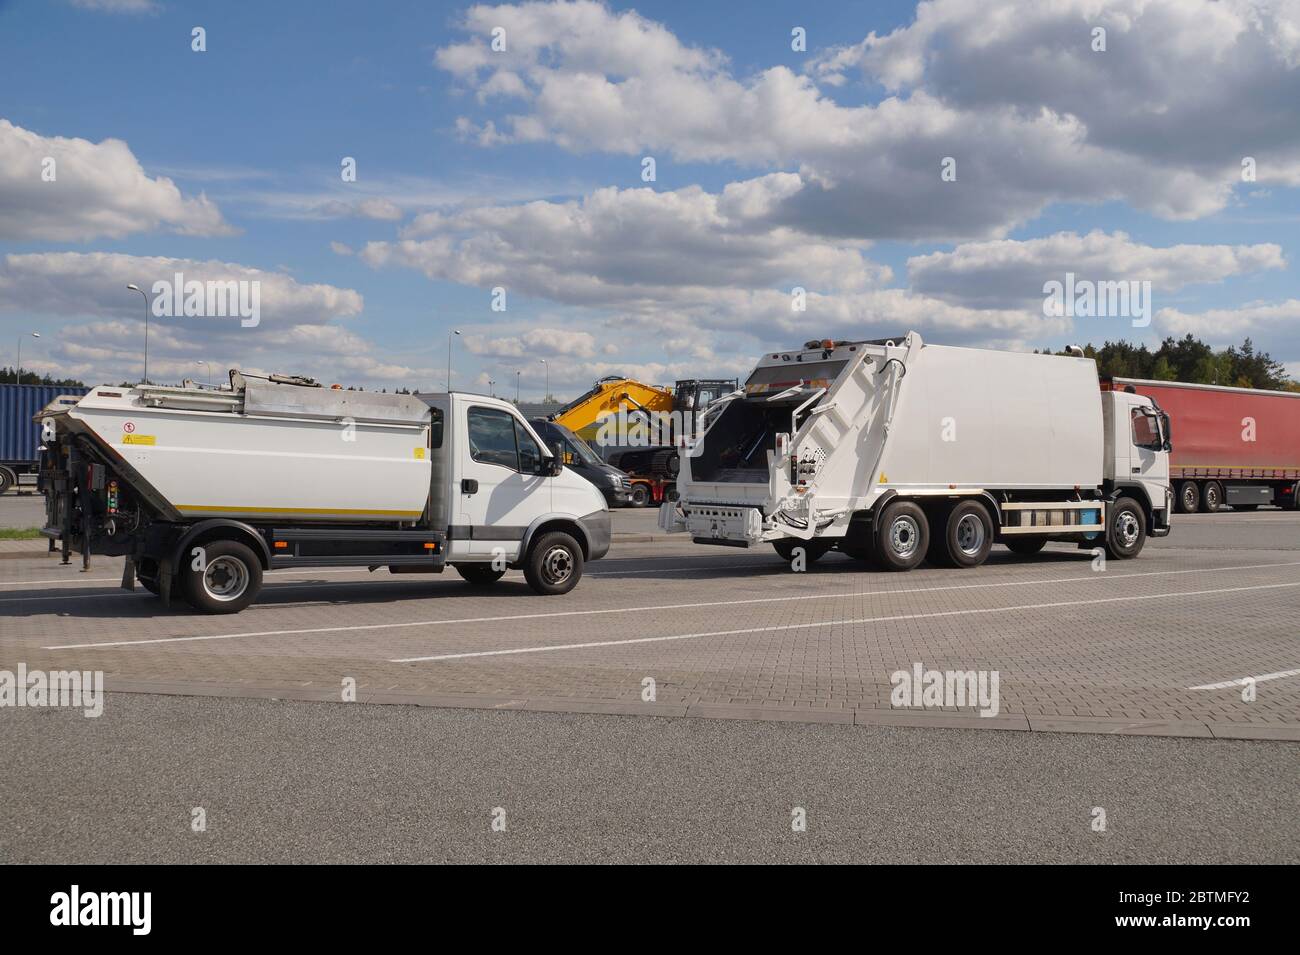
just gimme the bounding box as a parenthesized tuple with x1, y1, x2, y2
(1040, 335, 1298, 392)
(1, 368, 87, 387)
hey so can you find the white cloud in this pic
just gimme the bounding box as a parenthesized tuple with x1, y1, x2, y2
(69, 0, 158, 13)
(909, 231, 1286, 308)
(361, 181, 888, 308)
(435, 0, 1300, 240)
(1156, 298, 1300, 344)
(0, 119, 233, 241)
(0, 252, 362, 330)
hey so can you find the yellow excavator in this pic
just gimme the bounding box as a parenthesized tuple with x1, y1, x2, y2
(548, 375, 738, 506)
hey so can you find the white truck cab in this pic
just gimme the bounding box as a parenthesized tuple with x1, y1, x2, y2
(429, 393, 611, 569)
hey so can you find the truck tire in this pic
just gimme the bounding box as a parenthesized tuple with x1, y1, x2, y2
(455, 564, 505, 586)
(1201, 481, 1223, 513)
(523, 531, 584, 595)
(629, 483, 652, 507)
(181, 540, 263, 614)
(1104, 497, 1146, 560)
(0, 467, 15, 495)
(931, 500, 993, 568)
(772, 539, 831, 564)
(1004, 538, 1046, 557)
(873, 500, 928, 571)
(1177, 481, 1199, 514)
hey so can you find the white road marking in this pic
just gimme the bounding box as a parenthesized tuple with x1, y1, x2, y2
(0, 566, 381, 588)
(35, 560, 1300, 651)
(1189, 668, 1300, 691)
(393, 581, 1300, 662)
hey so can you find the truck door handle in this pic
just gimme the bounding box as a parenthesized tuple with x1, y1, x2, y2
(461, 479, 478, 494)
(1131, 467, 1141, 473)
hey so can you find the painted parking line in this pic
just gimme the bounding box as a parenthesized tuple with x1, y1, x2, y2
(1189, 667, 1300, 691)
(40, 559, 1300, 651)
(392, 580, 1300, 663)
(0, 566, 386, 589)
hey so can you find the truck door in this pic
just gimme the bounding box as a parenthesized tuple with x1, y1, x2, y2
(457, 404, 549, 558)
(1128, 400, 1169, 493)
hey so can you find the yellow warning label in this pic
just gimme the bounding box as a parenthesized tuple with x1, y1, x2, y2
(122, 434, 156, 446)
(878, 472, 888, 484)
(413, 447, 426, 460)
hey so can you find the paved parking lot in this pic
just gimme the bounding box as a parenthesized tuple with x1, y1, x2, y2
(2, 502, 1297, 739)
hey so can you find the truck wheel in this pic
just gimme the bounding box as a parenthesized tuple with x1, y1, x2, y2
(629, 484, 651, 507)
(524, 531, 584, 595)
(1004, 538, 1046, 556)
(1105, 497, 1146, 560)
(455, 564, 505, 585)
(873, 500, 928, 571)
(1201, 481, 1223, 512)
(1177, 481, 1199, 514)
(181, 540, 263, 614)
(932, 501, 993, 568)
(772, 539, 830, 564)
(0, 467, 15, 495)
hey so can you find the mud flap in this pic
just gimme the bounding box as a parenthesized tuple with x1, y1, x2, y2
(120, 556, 137, 592)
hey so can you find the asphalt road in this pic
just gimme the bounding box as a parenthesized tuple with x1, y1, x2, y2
(2, 692, 1295, 864)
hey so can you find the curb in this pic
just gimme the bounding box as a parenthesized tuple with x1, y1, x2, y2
(99, 678, 1300, 742)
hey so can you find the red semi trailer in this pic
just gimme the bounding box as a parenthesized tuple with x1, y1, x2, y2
(1102, 377, 1300, 512)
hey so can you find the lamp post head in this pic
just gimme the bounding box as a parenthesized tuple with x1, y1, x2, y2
(30, 332, 40, 339)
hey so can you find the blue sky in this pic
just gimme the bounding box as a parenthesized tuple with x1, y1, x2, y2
(2, 0, 1298, 396)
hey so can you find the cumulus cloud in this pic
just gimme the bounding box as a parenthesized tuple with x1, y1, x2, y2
(0, 252, 363, 330)
(1156, 298, 1300, 346)
(435, 0, 1300, 239)
(360, 181, 888, 309)
(0, 119, 233, 241)
(908, 231, 1286, 308)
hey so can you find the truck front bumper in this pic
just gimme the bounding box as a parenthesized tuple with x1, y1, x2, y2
(579, 509, 612, 561)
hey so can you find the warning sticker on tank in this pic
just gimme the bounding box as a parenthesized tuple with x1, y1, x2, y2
(122, 434, 156, 445)
(413, 447, 426, 460)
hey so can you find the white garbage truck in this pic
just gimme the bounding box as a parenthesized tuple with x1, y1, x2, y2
(659, 333, 1172, 568)
(37, 372, 610, 612)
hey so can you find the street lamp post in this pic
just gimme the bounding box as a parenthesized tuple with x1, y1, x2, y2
(127, 284, 149, 384)
(515, 370, 521, 403)
(539, 358, 548, 406)
(196, 360, 212, 386)
(15, 331, 39, 384)
(488, 378, 495, 398)
(446, 328, 462, 391)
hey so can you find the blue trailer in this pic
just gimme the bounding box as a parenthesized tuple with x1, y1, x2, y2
(1, 383, 90, 494)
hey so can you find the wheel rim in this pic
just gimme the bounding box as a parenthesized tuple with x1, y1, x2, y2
(1207, 487, 1219, 508)
(1182, 486, 1197, 510)
(540, 545, 574, 585)
(889, 515, 920, 559)
(1115, 510, 1140, 548)
(954, 513, 985, 557)
(203, 556, 249, 601)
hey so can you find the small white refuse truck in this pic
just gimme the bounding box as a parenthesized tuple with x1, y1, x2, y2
(659, 333, 1172, 568)
(37, 372, 610, 612)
